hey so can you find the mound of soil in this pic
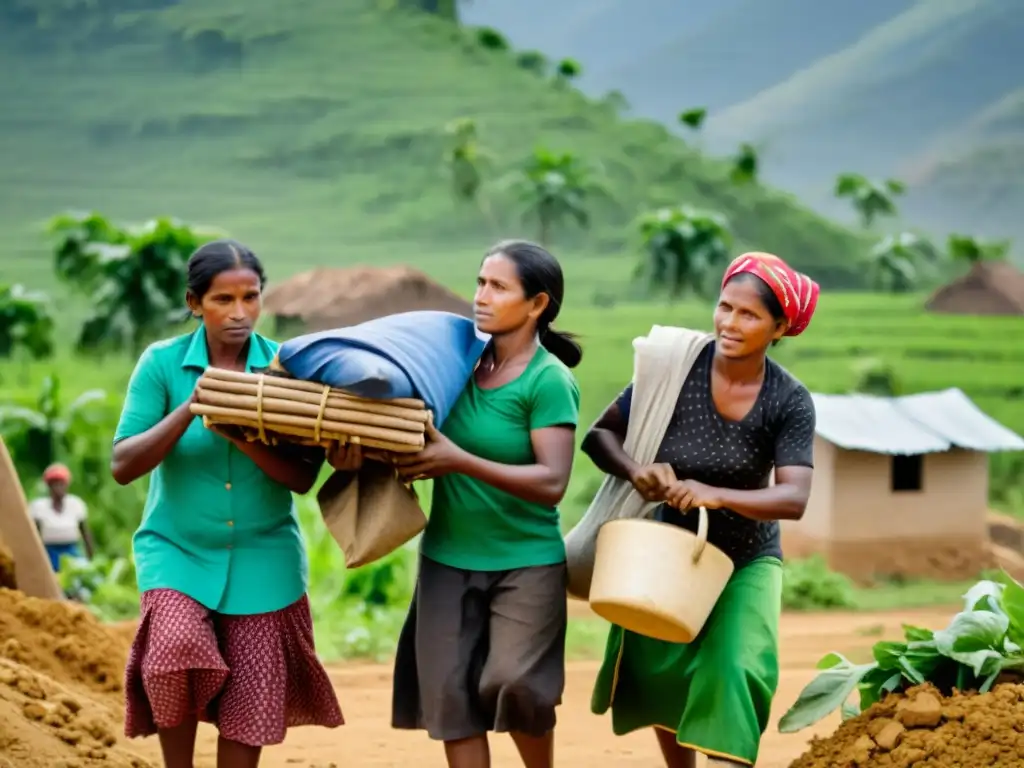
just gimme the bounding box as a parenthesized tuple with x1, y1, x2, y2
(790, 683, 1024, 767)
(0, 588, 152, 768)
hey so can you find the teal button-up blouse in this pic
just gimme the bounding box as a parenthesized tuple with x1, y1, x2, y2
(114, 328, 308, 615)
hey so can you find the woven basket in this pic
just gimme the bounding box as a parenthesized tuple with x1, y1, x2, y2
(588, 508, 734, 644)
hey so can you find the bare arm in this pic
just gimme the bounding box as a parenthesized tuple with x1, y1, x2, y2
(581, 400, 638, 481)
(452, 426, 576, 506)
(395, 422, 577, 507)
(220, 433, 321, 495)
(709, 466, 813, 521)
(111, 398, 195, 485)
(78, 521, 96, 559)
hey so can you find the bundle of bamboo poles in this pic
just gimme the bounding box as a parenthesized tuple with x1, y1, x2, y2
(190, 367, 428, 454)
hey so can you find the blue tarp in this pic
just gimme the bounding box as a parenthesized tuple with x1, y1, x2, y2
(276, 311, 488, 428)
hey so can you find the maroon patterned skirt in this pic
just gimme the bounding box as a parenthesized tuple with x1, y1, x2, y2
(124, 588, 344, 747)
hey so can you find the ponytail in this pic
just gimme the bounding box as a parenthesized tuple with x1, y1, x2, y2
(541, 327, 583, 369)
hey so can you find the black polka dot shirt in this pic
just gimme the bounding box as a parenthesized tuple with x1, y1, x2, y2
(616, 343, 816, 568)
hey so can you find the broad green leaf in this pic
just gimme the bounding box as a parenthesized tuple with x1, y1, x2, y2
(963, 580, 1005, 614)
(934, 611, 1011, 676)
(778, 655, 876, 734)
(999, 571, 1024, 644)
(903, 624, 935, 642)
(872, 641, 907, 669)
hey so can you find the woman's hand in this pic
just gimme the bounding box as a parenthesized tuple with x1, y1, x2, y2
(327, 441, 363, 472)
(628, 463, 676, 502)
(665, 479, 722, 511)
(393, 421, 465, 482)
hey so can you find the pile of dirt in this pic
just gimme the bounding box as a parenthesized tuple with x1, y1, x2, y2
(789, 683, 1024, 767)
(0, 588, 152, 768)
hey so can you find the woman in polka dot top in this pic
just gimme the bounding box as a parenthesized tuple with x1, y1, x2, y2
(583, 252, 820, 768)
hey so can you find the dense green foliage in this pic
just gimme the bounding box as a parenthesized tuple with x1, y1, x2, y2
(779, 572, 1024, 732)
(0, 0, 870, 289)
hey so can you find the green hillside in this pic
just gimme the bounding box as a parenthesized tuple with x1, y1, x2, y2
(705, 0, 1024, 240)
(0, 0, 869, 293)
(463, 0, 1024, 249)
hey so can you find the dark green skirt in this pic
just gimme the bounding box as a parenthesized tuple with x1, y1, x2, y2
(591, 556, 782, 766)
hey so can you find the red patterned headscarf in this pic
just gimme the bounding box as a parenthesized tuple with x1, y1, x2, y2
(721, 252, 820, 337)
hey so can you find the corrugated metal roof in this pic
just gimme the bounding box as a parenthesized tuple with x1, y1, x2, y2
(810, 387, 1024, 455)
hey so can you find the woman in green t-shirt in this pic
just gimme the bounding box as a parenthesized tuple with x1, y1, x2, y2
(390, 240, 581, 768)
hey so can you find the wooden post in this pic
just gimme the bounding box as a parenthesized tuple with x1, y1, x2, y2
(0, 436, 63, 600)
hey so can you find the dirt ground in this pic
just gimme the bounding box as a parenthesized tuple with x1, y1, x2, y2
(123, 606, 952, 768)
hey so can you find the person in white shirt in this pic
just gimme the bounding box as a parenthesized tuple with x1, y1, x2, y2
(29, 463, 95, 572)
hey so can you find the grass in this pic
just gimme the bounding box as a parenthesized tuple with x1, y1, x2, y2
(0, 0, 872, 291)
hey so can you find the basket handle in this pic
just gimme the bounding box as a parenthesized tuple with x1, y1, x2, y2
(691, 506, 709, 563)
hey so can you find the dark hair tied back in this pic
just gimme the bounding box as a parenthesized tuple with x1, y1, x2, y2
(186, 239, 267, 300)
(485, 239, 582, 368)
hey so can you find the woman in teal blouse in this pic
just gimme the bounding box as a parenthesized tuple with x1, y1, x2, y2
(113, 240, 343, 768)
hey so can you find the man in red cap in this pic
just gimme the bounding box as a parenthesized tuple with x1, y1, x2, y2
(29, 463, 95, 572)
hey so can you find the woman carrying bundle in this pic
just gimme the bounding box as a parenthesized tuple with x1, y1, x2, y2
(583, 252, 819, 768)
(387, 240, 582, 768)
(111, 240, 343, 768)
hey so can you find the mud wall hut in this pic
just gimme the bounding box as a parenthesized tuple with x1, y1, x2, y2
(262, 265, 473, 337)
(925, 260, 1024, 316)
(780, 388, 1024, 582)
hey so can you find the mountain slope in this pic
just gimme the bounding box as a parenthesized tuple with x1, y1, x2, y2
(603, 0, 912, 120)
(706, 0, 1024, 237)
(0, 0, 866, 291)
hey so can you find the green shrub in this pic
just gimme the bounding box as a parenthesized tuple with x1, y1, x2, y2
(782, 555, 857, 610)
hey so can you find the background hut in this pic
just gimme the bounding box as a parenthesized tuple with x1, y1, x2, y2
(262, 265, 473, 337)
(925, 261, 1024, 316)
(780, 388, 1024, 582)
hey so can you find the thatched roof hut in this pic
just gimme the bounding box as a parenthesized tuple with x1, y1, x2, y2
(925, 260, 1024, 316)
(262, 265, 472, 336)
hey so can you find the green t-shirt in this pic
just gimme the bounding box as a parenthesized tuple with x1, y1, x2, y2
(421, 345, 580, 571)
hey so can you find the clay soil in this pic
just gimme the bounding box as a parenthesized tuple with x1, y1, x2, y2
(0, 587, 959, 768)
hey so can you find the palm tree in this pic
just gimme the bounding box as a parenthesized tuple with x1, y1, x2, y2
(678, 108, 707, 131)
(635, 205, 733, 299)
(730, 143, 759, 185)
(554, 58, 582, 85)
(506, 147, 603, 246)
(868, 232, 939, 293)
(947, 233, 1011, 263)
(834, 173, 906, 228)
(0, 283, 54, 361)
(50, 212, 219, 355)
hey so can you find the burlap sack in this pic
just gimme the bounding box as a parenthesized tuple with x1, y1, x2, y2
(564, 326, 713, 600)
(316, 460, 426, 568)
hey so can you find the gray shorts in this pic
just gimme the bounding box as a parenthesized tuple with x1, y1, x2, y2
(391, 555, 568, 741)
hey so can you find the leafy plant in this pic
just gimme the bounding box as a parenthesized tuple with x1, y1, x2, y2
(678, 107, 707, 131)
(0, 284, 55, 361)
(782, 556, 857, 611)
(947, 233, 1011, 264)
(868, 232, 940, 293)
(730, 142, 759, 185)
(554, 57, 581, 83)
(58, 554, 139, 622)
(634, 204, 732, 299)
(50, 211, 220, 354)
(503, 147, 605, 246)
(0, 373, 109, 479)
(835, 173, 906, 228)
(850, 357, 902, 396)
(778, 571, 1024, 733)
(475, 26, 507, 51)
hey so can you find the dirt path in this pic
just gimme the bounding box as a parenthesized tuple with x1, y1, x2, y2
(133, 607, 952, 767)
